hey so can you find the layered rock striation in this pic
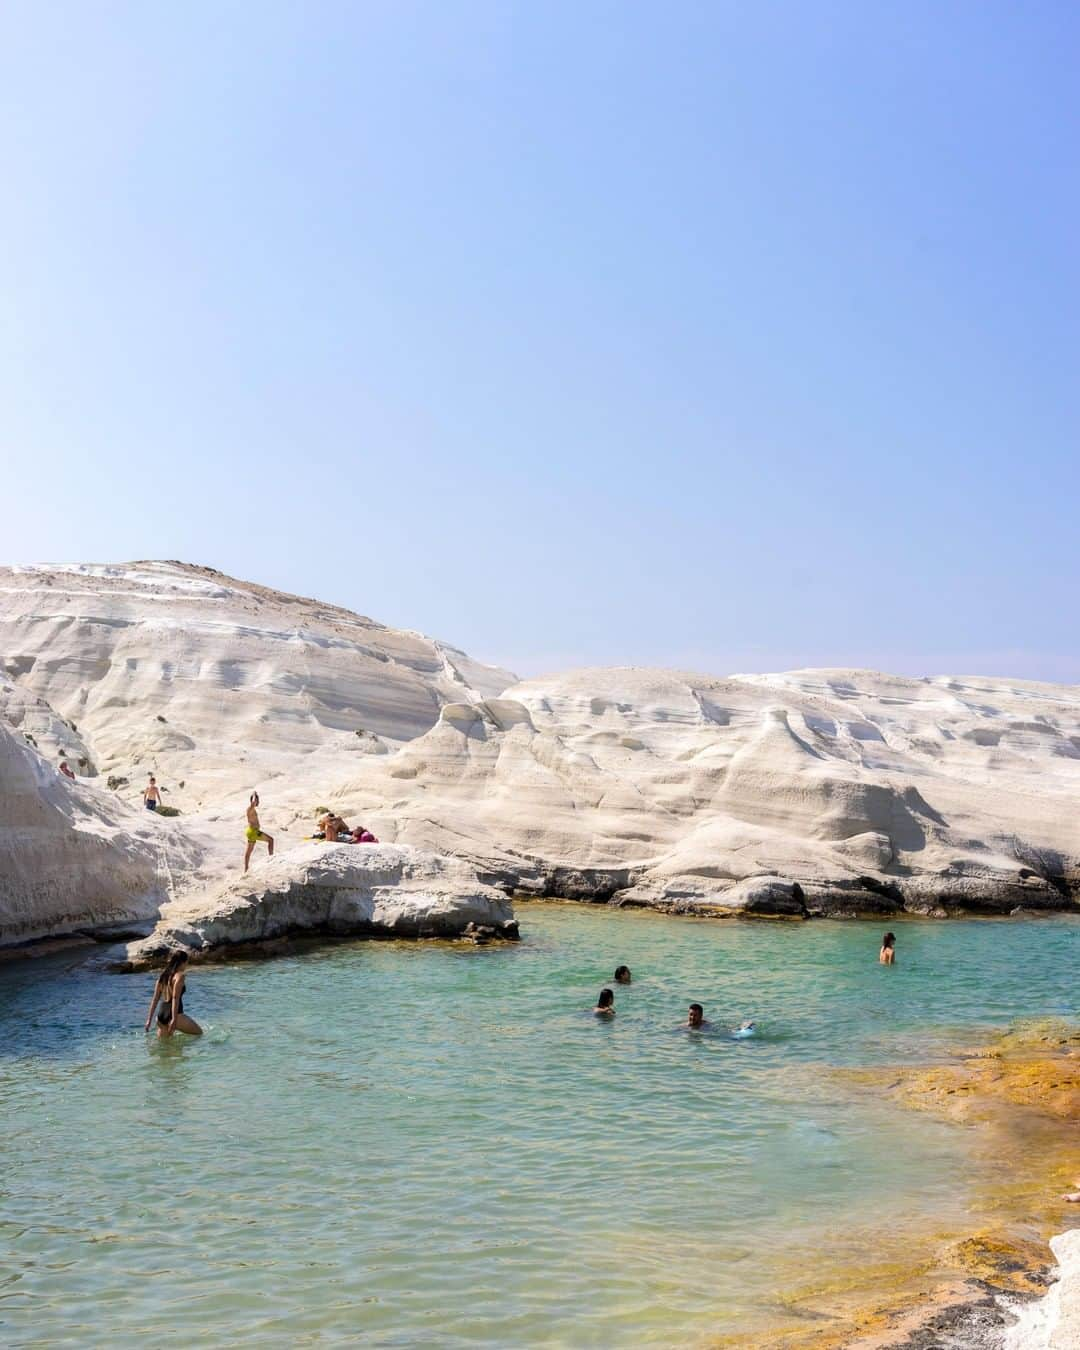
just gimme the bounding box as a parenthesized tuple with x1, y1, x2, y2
(0, 722, 200, 944)
(123, 844, 519, 965)
(301, 666, 1080, 916)
(2, 563, 1079, 945)
(0, 561, 515, 812)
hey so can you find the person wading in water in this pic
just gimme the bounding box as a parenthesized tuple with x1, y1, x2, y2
(144, 951, 202, 1038)
(244, 792, 274, 872)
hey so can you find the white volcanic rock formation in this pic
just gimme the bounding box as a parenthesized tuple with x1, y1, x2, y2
(294, 667, 1080, 915)
(0, 561, 515, 813)
(0, 722, 200, 944)
(1003, 1228, 1080, 1349)
(2, 562, 1078, 943)
(123, 843, 519, 966)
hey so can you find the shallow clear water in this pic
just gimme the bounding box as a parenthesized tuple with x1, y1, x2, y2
(0, 907, 1076, 1348)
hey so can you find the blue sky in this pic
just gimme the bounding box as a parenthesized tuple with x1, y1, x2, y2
(2, 2, 1077, 681)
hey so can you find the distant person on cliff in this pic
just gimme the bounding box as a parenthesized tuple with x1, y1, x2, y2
(613, 965, 632, 984)
(351, 825, 378, 844)
(879, 932, 896, 965)
(683, 1003, 709, 1030)
(593, 989, 616, 1016)
(58, 760, 76, 780)
(144, 951, 202, 1038)
(244, 792, 274, 871)
(143, 775, 161, 811)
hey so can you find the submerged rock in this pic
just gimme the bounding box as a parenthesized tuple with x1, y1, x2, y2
(121, 843, 518, 966)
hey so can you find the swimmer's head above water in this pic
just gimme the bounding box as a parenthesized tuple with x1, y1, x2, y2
(594, 988, 615, 1015)
(614, 965, 632, 984)
(686, 1003, 706, 1029)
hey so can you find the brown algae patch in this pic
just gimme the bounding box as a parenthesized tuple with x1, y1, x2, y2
(708, 1021, 1078, 1348)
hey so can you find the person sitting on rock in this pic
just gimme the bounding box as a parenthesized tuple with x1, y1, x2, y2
(879, 932, 896, 965)
(683, 1002, 708, 1030)
(244, 792, 274, 872)
(614, 965, 632, 984)
(318, 812, 351, 842)
(593, 988, 616, 1016)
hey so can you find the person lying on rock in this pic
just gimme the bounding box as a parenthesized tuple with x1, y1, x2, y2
(593, 988, 616, 1016)
(244, 791, 274, 872)
(683, 1003, 709, 1030)
(351, 825, 378, 844)
(144, 951, 202, 1038)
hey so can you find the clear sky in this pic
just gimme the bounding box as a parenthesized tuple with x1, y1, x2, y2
(2, 2, 1077, 682)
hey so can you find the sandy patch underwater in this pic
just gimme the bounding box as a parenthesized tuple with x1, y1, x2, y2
(0, 905, 1076, 1347)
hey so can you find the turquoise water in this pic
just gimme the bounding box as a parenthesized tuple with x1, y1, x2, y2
(0, 907, 1076, 1347)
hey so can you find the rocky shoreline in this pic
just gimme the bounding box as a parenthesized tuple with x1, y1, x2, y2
(725, 1024, 1080, 1349)
(115, 843, 519, 969)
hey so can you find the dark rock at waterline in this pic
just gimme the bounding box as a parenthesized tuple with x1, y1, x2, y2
(119, 844, 519, 969)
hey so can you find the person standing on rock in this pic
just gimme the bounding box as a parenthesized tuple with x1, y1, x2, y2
(143, 775, 162, 811)
(244, 792, 274, 872)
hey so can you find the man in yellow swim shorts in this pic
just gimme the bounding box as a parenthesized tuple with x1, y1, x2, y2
(244, 791, 274, 873)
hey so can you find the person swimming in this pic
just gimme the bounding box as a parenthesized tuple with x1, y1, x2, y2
(144, 951, 202, 1038)
(613, 965, 632, 984)
(879, 932, 896, 965)
(593, 988, 616, 1016)
(731, 1020, 756, 1038)
(684, 1002, 708, 1030)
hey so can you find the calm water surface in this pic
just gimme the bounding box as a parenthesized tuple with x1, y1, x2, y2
(0, 907, 1077, 1347)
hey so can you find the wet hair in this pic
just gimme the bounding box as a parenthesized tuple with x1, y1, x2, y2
(596, 988, 615, 1009)
(250, 792, 259, 805)
(882, 932, 896, 947)
(614, 965, 632, 983)
(155, 950, 188, 994)
(689, 1003, 703, 1016)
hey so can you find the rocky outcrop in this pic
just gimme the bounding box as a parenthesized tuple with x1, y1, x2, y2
(290, 666, 1080, 918)
(0, 561, 515, 817)
(0, 723, 200, 945)
(122, 844, 519, 965)
(1004, 1228, 1080, 1350)
(2, 564, 1078, 934)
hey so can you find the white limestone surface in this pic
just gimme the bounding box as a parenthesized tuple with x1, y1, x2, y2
(0, 560, 515, 814)
(0, 722, 201, 944)
(296, 666, 1080, 913)
(1004, 1229, 1080, 1350)
(125, 843, 518, 963)
(2, 563, 1078, 934)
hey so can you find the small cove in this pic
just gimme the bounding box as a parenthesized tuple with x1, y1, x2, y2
(0, 906, 1077, 1347)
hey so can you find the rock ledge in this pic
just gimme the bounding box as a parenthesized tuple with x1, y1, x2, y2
(121, 844, 518, 967)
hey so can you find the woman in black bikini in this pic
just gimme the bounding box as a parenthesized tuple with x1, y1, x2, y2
(144, 951, 202, 1038)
